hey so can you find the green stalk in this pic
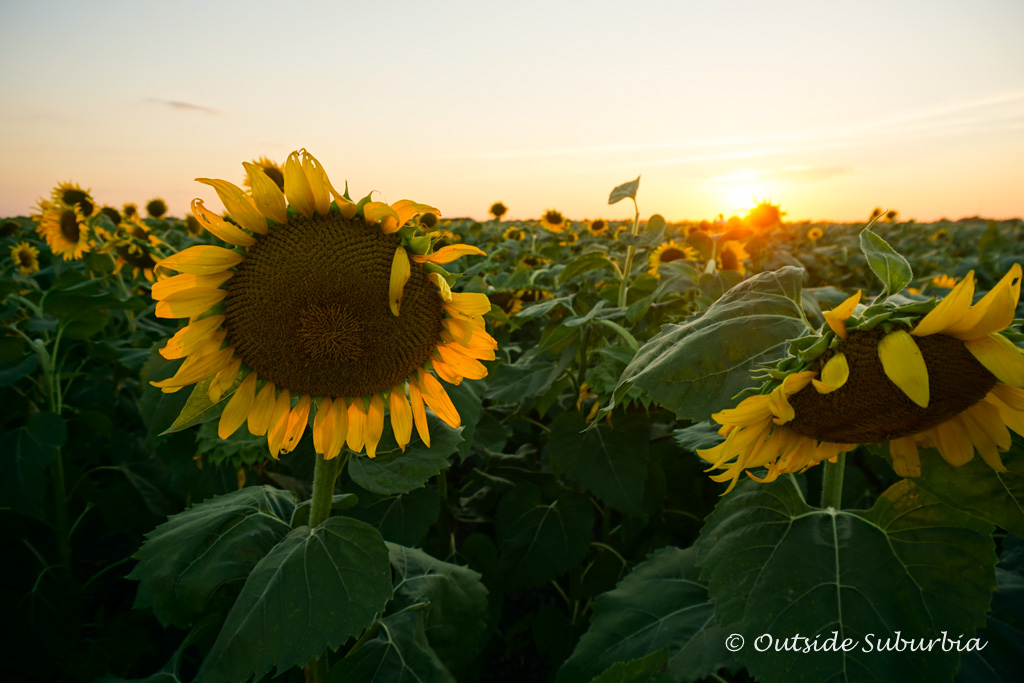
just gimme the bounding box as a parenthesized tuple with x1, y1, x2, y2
(308, 451, 344, 530)
(820, 452, 847, 510)
(616, 198, 641, 309)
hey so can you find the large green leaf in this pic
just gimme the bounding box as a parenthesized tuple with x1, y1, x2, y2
(496, 482, 593, 590)
(348, 414, 463, 495)
(129, 486, 296, 629)
(560, 251, 617, 285)
(326, 611, 455, 683)
(912, 442, 1024, 538)
(197, 516, 392, 682)
(860, 227, 913, 297)
(695, 478, 997, 683)
(589, 650, 672, 683)
(485, 351, 573, 402)
(609, 176, 640, 204)
(558, 547, 734, 683)
(387, 544, 489, 676)
(614, 266, 808, 422)
(349, 486, 440, 546)
(547, 411, 649, 515)
(0, 411, 66, 517)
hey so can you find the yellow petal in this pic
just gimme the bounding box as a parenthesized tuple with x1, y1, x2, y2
(912, 271, 976, 337)
(364, 201, 400, 233)
(155, 245, 242, 275)
(411, 245, 486, 265)
(196, 177, 267, 234)
(313, 397, 334, 455)
(327, 398, 349, 459)
(711, 394, 773, 428)
(299, 149, 332, 216)
(208, 356, 241, 403)
(389, 246, 411, 316)
(409, 376, 430, 447)
(155, 287, 227, 319)
(248, 382, 278, 436)
(280, 394, 311, 455)
(191, 199, 255, 247)
(965, 334, 1024, 387)
(435, 345, 487, 380)
(266, 389, 292, 458)
(991, 383, 1024, 411)
(390, 199, 440, 230)
(824, 290, 861, 340)
(930, 419, 975, 467)
(812, 352, 849, 394)
(878, 330, 930, 408)
(947, 264, 1021, 340)
(152, 271, 232, 300)
(389, 388, 413, 452)
(347, 399, 366, 453)
(284, 152, 315, 219)
(419, 371, 461, 428)
(961, 401, 1010, 472)
(443, 292, 492, 317)
(241, 163, 288, 226)
(150, 339, 233, 393)
(441, 340, 494, 361)
(889, 436, 921, 478)
(159, 315, 224, 360)
(430, 272, 453, 302)
(219, 372, 258, 439)
(365, 394, 385, 458)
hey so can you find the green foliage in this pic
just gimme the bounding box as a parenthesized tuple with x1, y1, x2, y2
(860, 227, 914, 297)
(348, 414, 464, 494)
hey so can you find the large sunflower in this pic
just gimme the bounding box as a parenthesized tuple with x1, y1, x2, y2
(698, 265, 1024, 492)
(150, 149, 495, 460)
(35, 199, 92, 260)
(648, 240, 697, 276)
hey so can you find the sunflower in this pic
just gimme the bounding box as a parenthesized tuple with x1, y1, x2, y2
(52, 181, 96, 217)
(150, 149, 495, 460)
(587, 219, 608, 236)
(806, 226, 823, 241)
(716, 240, 749, 275)
(34, 199, 92, 260)
(146, 198, 168, 219)
(489, 202, 508, 221)
(123, 203, 139, 219)
(540, 209, 567, 234)
(502, 226, 526, 242)
(560, 230, 579, 247)
(648, 240, 697, 276)
(746, 200, 782, 230)
(931, 274, 957, 289)
(243, 156, 285, 191)
(698, 265, 1024, 492)
(10, 241, 41, 275)
(111, 217, 163, 281)
(490, 288, 553, 317)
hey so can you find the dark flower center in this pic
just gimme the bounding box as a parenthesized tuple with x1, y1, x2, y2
(60, 210, 81, 242)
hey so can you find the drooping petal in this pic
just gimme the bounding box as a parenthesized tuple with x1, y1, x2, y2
(930, 418, 975, 467)
(152, 271, 233, 300)
(363, 202, 400, 233)
(240, 163, 288, 226)
(435, 345, 487, 380)
(411, 244, 486, 265)
(390, 199, 440, 230)
(159, 315, 224, 360)
(155, 287, 227, 319)
(711, 394, 773, 428)
(912, 271, 976, 337)
(346, 399, 366, 453)
(960, 401, 1009, 472)
(248, 382, 278, 436)
(878, 330, 930, 408)
(155, 245, 242, 275)
(812, 352, 849, 394)
(991, 383, 1024, 411)
(443, 292, 492, 317)
(965, 333, 1024, 387)
(280, 394, 311, 455)
(364, 394, 385, 458)
(299, 149, 332, 216)
(266, 389, 292, 458)
(409, 376, 430, 447)
(283, 152, 315, 219)
(430, 272, 452, 302)
(196, 177, 268, 234)
(824, 290, 861, 340)
(219, 371, 258, 439)
(150, 339, 233, 393)
(327, 398, 349, 459)
(313, 397, 334, 455)
(191, 199, 256, 246)
(207, 356, 241, 403)
(419, 371, 461, 428)
(946, 263, 1021, 340)
(889, 436, 921, 478)
(389, 246, 411, 316)
(389, 388, 413, 452)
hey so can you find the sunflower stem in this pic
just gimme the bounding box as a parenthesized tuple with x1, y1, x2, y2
(308, 451, 344, 530)
(821, 453, 846, 510)
(617, 198, 641, 309)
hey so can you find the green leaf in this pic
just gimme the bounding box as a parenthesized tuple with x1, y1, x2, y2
(350, 486, 440, 546)
(129, 486, 296, 629)
(673, 422, 724, 452)
(558, 547, 733, 683)
(561, 251, 616, 285)
(496, 482, 593, 590)
(609, 176, 640, 205)
(348, 414, 463, 495)
(547, 412, 649, 515)
(912, 444, 1024, 538)
(0, 354, 37, 387)
(695, 478, 997, 683)
(198, 517, 392, 682)
(160, 377, 227, 435)
(387, 544, 489, 676)
(614, 266, 808, 422)
(589, 650, 672, 683)
(0, 411, 66, 517)
(514, 294, 575, 320)
(565, 300, 607, 328)
(326, 611, 455, 683)
(485, 352, 573, 403)
(860, 228, 913, 297)
(448, 379, 483, 462)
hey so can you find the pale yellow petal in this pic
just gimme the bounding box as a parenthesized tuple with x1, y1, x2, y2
(150, 338, 232, 393)
(152, 271, 232, 300)
(878, 330, 930, 408)
(430, 272, 453, 302)
(191, 199, 255, 247)
(409, 376, 430, 447)
(284, 152, 315, 219)
(159, 315, 224, 360)
(390, 199, 440, 230)
(824, 290, 861, 340)
(207, 356, 241, 403)
(443, 292, 492, 317)
(299, 149, 332, 216)
(812, 352, 849, 394)
(155, 287, 226, 319)
(195, 177, 267, 234)
(364, 201, 400, 233)
(965, 334, 1024, 387)
(155, 245, 242, 275)
(219, 372, 258, 439)
(411, 244, 486, 265)
(389, 246, 411, 316)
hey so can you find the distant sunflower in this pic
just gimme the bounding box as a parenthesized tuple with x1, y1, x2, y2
(519, 255, 549, 268)
(699, 265, 1024, 492)
(150, 149, 495, 460)
(35, 200, 92, 260)
(489, 202, 508, 221)
(100, 206, 122, 225)
(931, 274, 957, 289)
(112, 217, 162, 281)
(560, 230, 579, 246)
(716, 240, 749, 275)
(648, 240, 697, 276)
(502, 226, 526, 242)
(52, 181, 96, 217)
(747, 201, 782, 230)
(243, 156, 285, 191)
(588, 219, 608, 237)
(540, 209, 567, 234)
(123, 203, 139, 220)
(10, 241, 40, 275)
(490, 287, 553, 317)
(146, 198, 168, 219)
(807, 227, 823, 241)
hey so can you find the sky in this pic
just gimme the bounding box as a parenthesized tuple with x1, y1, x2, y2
(1, 0, 1022, 224)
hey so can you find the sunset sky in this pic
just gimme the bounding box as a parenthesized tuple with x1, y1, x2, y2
(1, 0, 1022, 224)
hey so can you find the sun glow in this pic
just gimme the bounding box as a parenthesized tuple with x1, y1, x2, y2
(707, 169, 768, 216)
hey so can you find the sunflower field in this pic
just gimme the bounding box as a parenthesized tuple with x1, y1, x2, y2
(2, 155, 1023, 683)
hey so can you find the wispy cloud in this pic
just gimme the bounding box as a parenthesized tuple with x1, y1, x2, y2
(145, 98, 219, 114)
